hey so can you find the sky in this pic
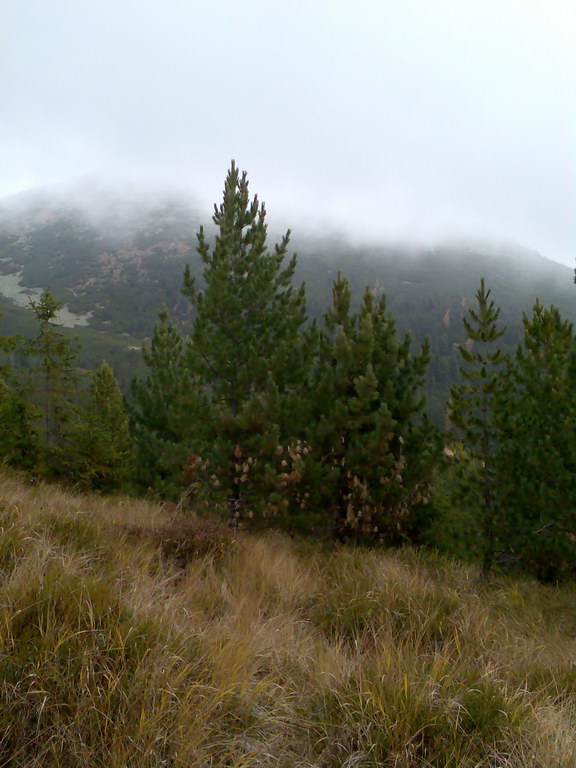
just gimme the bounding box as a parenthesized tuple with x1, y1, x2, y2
(1, 0, 575, 266)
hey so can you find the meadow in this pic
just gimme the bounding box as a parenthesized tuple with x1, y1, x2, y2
(0, 471, 575, 767)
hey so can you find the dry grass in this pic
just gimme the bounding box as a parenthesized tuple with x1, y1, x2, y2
(0, 470, 575, 766)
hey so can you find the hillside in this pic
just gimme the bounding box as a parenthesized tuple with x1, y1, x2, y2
(1, 185, 574, 416)
(0, 470, 575, 766)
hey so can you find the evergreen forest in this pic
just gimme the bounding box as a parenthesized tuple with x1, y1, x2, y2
(1, 163, 575, 582)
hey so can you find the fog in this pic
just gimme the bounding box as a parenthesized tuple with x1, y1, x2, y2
(1, 0, 574, 266)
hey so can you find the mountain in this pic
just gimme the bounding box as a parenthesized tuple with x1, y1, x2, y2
(1, 184, 574, 421)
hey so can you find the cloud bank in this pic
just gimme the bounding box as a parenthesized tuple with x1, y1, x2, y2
(1, 0, 574, 265)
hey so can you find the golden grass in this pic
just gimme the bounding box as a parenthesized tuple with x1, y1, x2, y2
(0, 470, 575, 766)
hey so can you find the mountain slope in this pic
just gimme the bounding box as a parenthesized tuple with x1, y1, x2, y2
(0, 186, 574, 417)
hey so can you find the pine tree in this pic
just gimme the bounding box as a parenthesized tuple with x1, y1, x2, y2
(0, 311, 14, 383)
(0, 312, 38, 469)
(181, 162, 314, 522)
(23, 290, 82, 472)
(495, 302, 576, 579)
(69, 362, 133, 490)
(309, 273, 439, 541)
(0, 382, 38, 470)
(130, 308, 202, 496)
(449, 279, 508, 574)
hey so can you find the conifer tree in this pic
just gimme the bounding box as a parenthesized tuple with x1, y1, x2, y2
(69, 362, 133, 490)
(0, 382, 38, 470)
(0, 311, 14, 383)
(309, 273, 438, 541)
(181, 162, 314, 521)
(23, 290, 82, 472)
(0, 312, 38, 469)
(130, 308, 202, 496)
(449, 279, 508, 574)
(495, 303, 576, 579)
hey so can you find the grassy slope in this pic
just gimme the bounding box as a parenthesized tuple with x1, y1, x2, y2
(0, 473, 575, 767)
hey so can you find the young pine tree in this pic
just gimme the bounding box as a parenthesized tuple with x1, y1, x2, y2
(181, 161, 315, 522)
(130, 308, 203, 496)
(0, 312, 38, 469)
(23, 290, 82, 473)
(449, 279, 508, 575)
(0, 311, 14, 384)
(309, 273, 439, 542)
(495, 303, 576, 580)
(69, 362, 133, 491)
(0, 383, 38, 470)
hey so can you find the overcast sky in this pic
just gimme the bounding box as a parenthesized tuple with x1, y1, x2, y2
(1, 0, 574, 265)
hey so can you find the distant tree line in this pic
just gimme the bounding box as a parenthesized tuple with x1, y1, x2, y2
(1, 162, 574, 581)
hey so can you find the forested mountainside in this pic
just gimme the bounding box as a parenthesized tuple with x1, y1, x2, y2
(0, 186, 574, 420)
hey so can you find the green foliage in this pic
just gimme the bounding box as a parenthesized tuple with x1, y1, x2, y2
(308, 273, 440, 541)
(0, 311, 16, 382)
(449, 279, 508, 573)
(450, 279, 508, 443)
(129, 166, 443, 539)
(184, 162, 310, 404)
(423, 447, 484, 563)
(22, 290, 83, 472)
(68, 362, 134, 491)
(130, 308, 203, 496)
(448, 287, 576, 581)
(495, 303, 576, 580)
(179, 161, 315, 522)
(0, 312, 38, 468)
(0, 382, 38, 469)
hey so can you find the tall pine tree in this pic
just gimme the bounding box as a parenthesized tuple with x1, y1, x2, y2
(449, 279, 508, 575)
(68, 362, 133, 491)
(23, 290, 82, 473)
(308, 273, 439, 541)
(0, 312, 38, 469)
(181, 161, 314, 521)
(495, 302, 576, 580)
(130, 308, 202, 496)
(0, 311, 14, 384)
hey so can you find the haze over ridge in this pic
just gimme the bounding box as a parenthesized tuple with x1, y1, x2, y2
(1, 0, 574, 266)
